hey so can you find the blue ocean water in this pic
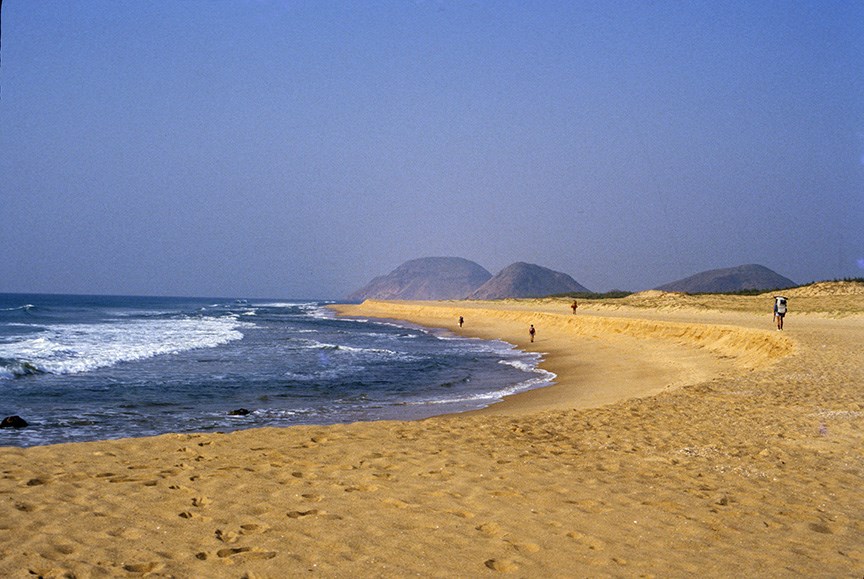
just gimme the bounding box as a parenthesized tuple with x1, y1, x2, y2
(0, 294, 553, 447)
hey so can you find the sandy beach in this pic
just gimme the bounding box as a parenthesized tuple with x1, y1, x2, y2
(1, 285, 862, 577)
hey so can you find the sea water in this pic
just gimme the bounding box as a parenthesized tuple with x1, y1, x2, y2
(0, 294, 553, 447)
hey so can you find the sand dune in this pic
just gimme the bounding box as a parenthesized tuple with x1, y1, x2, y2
(1, 290, 862, 577)
(783, 281, 864, 296)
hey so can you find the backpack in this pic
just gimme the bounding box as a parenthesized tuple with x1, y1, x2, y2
(776, 298, 787, 314)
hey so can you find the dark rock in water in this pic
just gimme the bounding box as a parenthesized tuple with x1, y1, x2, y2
(21, 362, 44, 375)
(1, 415, 29, 428)
(228, 408, 251, 416)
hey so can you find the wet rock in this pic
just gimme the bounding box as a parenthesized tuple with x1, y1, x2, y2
(228, 408, 251, 416)
(0, 415, 28, 428)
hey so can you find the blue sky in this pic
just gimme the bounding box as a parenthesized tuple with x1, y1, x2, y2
(1, 1, 862, 298)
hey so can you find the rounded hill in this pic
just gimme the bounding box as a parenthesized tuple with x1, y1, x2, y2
(655, 264, 795, 294)
(347, 257, 492, 301)
(467, 262, 590, 300)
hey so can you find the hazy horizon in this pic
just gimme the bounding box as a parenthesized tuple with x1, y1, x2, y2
(0, 257, 855, 301)
(2, 1, 862, 299)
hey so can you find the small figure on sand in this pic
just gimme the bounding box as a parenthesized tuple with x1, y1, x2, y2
(773, 296, 788, 330)
(571, 300, 578, 314)
(529, 324, 536, 342)
(458, 316, 464, 328)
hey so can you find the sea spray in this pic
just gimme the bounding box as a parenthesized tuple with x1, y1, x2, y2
(0, 294, 551, 447)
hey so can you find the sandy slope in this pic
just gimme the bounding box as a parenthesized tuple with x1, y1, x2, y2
(0, 289, 861, 578)
(335, 299, 793, 415)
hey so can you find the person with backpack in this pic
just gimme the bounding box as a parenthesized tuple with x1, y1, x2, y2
(773, 296, 788, 330)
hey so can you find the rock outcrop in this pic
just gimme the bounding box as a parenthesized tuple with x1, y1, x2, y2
(348, 257, 492, 301)
(467, 262, 590, 300)
(0, 416, 29, 428)
(656, 264, 796, 293)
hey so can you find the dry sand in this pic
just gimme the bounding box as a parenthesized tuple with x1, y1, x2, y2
(1, 287, 862, 577)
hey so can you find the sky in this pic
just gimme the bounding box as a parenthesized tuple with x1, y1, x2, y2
(1, 1, 862, 299)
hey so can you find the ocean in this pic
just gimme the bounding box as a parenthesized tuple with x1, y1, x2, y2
(0, 293, 553, 447)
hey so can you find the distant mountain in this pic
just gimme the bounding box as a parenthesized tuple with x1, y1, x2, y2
(467, 262, 590, 300)
(655, 264, 796, 293)
(347, 257, 492, 301)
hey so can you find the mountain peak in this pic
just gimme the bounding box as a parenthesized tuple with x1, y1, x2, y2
(655, 264, 796, 293)
(467, 262, 590, 299)
(347, 257, 492, 301)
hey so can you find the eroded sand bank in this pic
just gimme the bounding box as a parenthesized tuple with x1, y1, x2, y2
(333, 299, 794, 415)
(1, 291, 862, 577)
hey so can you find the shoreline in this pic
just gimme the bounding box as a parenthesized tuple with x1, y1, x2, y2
(2, 294, 862, 577)
(330, 299, 793, 416)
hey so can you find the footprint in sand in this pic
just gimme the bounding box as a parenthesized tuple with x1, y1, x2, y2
(343, 484, 378, 493)
(476, 522, 506, 538)
(168, 484, 194, 492)
(239, 523, 268, 535)
(192, 496, 211, 507)
(109, 476, 142, 483)
(215, 529, 239, 543)
(179, 507, 211, 521)
(507, 541, 541, 554)
(123, 561, 163, 573)
(382, 498, 411, 509)
(53, 543, 76, 555)
(484, 558, 519, 572)
(211, 524, 268, 547)
(107, 528, 144, 540)
(215, 547, 277, 561)
(287, 509, 343, 520)
(809, 522, 832, 534)
(566, 531, 606, 551)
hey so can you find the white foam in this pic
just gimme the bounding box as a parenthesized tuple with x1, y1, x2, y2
(410, 370, 557, 407)
(1, 304, 35, 312)
(303, 339, 415, 359)
(330, 315, 414, 329)
(254, 302, 312, 308)
(498, 359, 539, 372)
(0, 315, 252, 378)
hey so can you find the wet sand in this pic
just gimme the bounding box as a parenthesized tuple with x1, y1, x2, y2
(1, 286, 862, 577)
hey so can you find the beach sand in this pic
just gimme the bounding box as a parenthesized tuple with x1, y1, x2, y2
(1, 287, 862, 577)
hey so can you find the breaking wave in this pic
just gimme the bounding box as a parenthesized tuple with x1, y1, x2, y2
(0, 316, 250, 379)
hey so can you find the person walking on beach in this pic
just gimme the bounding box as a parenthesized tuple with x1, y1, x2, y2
(529, 324, 536, 342)
(571, 300, 578, 314)
(458, 316, 464, 328)
(773, 296, 788, 330)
